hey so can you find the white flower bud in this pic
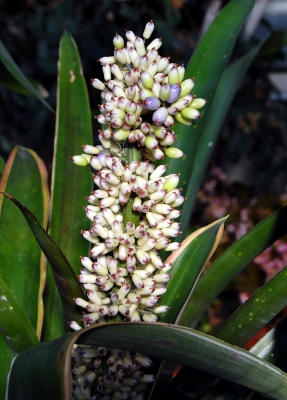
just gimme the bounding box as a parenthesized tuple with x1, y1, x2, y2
(133, 196, 142, 211)
(69, 321, 82, 331)
(146, 38, 162, 51)
(136, 249, 151, 264)
(92, 261, 109, 276)
(78, 274, 97, 284)
(90, 243, 106, 258)
(166, 209, 181, 219)
(142, 313, 158, 322)
(143, 20, 155, 39)
(164, 242, 181, 251)
(102, 64, 111, 81)
(114, 48, 127, 64)
(100, 280, 114, 291)
(153, 287, 168, 296)
(134, 37, 146, 56)
(111, 64, 124, 80)
(98, 56, 116, 65)
(149, 252, 164, 269)
(128, 47, 138, 64)
(91, 78, 105, 90)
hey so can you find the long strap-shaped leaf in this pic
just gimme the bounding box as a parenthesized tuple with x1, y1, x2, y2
(157, 217, 226, 323)
(0, 40, 53, 112)
(163, 0, 254, 229)
(0, 274, 39, 353)
(0, 147, 49, 337)
(43, 31, 93, 340)
(0, 147, 48, 398)
(6, 323, 287, 400)
(167, 264, 287, 399)
(1, 193, 85, 331)
(180, 205, 287, 328)
(201, 316, 287, 400)
(177, 39, 266, 241)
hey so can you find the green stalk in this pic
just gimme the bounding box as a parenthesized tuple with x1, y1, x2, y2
(123, 144, 141, 227)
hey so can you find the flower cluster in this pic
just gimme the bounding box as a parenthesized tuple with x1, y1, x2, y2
(72, 150, 183, 326)
(89, 20, 205, 161)
(70, 21, 205, 400)
(71, 345, 154, 400)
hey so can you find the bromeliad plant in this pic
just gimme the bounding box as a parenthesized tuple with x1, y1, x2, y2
(2, 1, 287, 399)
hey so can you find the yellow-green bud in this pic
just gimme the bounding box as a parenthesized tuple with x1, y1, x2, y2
(168, 67, 180, 85)
(165, 147, 184, 158)
(113, 34, 124, 49)
(163, 174, 180, 190)
(189, 98, 206, 109)
(179, 78, 194, 97)
(174, 111, 193, 126)
(181, 107, 200, 119)
(71, 155, 89, 166)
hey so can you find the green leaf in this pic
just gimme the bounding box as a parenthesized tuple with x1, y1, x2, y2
(0, 274, 39, 353)
(214, 267, 287, 347)
(163, 0, 255, 237)
(177, 39, 266, 241)
(157, 217, 226, 324)
(0, 40, 53, 112)
(259, 30, 287, 56)
(1, 193, 85, 333)
(0, 156, 5, 177)
(43, 31, 93, 341)
(0, 274, 39, 400)
(0, 147, 49, 337)
(180, 205, 287, 328)
(0, 333, 14, 400)
(201, 317, 287, 400)
(0, 68, 49, 98)
(172, 262, 287, 399)
(7, 323, 287, 400)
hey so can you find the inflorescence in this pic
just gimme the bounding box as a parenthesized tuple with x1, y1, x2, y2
(70, 21, 205, 400)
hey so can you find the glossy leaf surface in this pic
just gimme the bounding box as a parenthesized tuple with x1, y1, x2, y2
(0, 274, 39, 353)
(1, 193, 85, 331)
(0, 147, 49, 336)
(158, 217, 226, 323)
(180, 205, 287, 328)
(7, 323, 287, 400)
(201, 317, 287, 400)
(163, 0, 255, 239)
(177, 39, 265, 240)
(43, 31, 93, 340)
(0, 40, 53, 112)
(172, 259, 287, 399)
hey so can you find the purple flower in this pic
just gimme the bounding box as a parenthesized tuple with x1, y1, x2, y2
(167, 83, 181, 103)
(143, 97, 161, 110)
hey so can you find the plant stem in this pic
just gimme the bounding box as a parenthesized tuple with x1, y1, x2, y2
(123, 144, 141, 227)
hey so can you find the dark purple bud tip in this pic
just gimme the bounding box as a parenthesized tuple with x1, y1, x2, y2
(143, 97, 161, 110)
(167, 84, 181, 103)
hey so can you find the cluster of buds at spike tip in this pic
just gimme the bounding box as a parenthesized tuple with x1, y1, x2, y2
(71, 344, 155, 400)
(89, 20, 205, 161)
